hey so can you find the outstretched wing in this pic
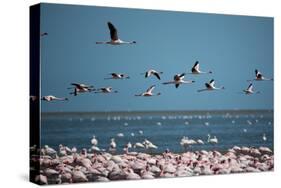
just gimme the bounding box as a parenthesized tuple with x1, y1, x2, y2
(174, 73, 185, 81)
(192, 61, 199, 72)
(247, 83, 253, 91)
(209, 79, 215, 87)
(71, 83, 81, 87)
(107, 22, 118, 40)
(146, 85, 155, 93)
(154, 72, 161, 80)
(111, 73, 118, 77)
(255, 69, 262, 79)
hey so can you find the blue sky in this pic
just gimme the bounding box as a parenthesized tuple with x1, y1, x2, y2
(40, 3, 273, 112)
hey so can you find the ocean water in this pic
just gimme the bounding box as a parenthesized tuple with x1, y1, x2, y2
(41, 110, 273, 154)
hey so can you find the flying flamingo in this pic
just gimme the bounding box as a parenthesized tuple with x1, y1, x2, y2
(96, 22, 136, 45)
(68, 83, 95, 96)
(41, 95, 68, 101)
(135, 85, 161, 97)
(242, 83, 260, 95)
(189, 61, 212, 74)
(142, 69, 163, 80)
(248, 69, 273, 81)
(105, 73, 130, 79)
(163, 73, 195, 88)
(95, 87, 118, 94)
(197, 79, 224, 92)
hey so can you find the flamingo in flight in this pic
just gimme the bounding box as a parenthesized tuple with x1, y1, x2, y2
(197, 79, 224, 92)
(95, 87, 118, 94)
(68, 83, 95, 96)
(189, 61, 212, 74)
(242, 83, 260, 95)
(163, 73, 195, 88)
(105, 73, 130, 79)
(142, 69, 163, 80)
(96, 22, 136, 45)
(41, 95, 68, 101)
(248, 69, 273, 81)
(135, 85, 161, 97)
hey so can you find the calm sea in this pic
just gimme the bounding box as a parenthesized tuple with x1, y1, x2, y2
(41, 110, 273, 154)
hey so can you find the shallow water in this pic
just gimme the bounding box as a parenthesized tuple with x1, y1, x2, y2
(41, 110, 273, 154)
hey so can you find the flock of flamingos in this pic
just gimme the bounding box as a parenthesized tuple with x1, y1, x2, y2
(31, 21, 274, 185)
(33, 22, 273, 102)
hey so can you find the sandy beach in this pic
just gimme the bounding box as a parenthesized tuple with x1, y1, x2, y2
(30, 145, 273, 185)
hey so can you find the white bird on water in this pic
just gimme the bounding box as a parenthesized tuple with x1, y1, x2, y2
(180, 136, 197, 151)
(163, 73, 195, 88)
(41, 95, 68, 101)
(134, 142, 145, 149)
(109, 138, 117, 152)
(105, 73, 130, 80)
(142, 69, 163, 80)
(189, 61, 212, 74)
(242, 83, 260, 95)
(135, 85, 161, 97)
(91, 135, 98, 146)
(207, 134, 218, 144)
(262, 133, 267, 141)
(197, 79, 225, 92)
(117, 133, 124, 137)
(197, 139, 205, 145)
(143, 139, 158, 150)
(248, 69, 273, 82)
(96, 22, 136, 45)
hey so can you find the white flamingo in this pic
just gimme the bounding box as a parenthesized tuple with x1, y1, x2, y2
(207, 134, 218, 144)
(41, 95, 68, 101)
(91, 146, 101, 152)
(109, 138, 117, 152)
(123, 142, 132, 153)
(262, 133, 267, 141)
(134, 142, 145, 149)
(96, 22, 136, 45)
(95, 87, 118, 94)
(248, 69, 273, 81)
(197, 139, 205, 145)
(189, 61, 212, 74)
(91, 135, 98, 146)
(197, 79, 225, 92)
(135, 85, 161, 97)
(242, 83, 260, 95)
(163, 73, 195, 88)
(68, 83, 95, 96)
(142, 69, 163, 80)
(180, 136, 197, 151)
(105, 73, 130, 79)
(143, 139, 158, 151)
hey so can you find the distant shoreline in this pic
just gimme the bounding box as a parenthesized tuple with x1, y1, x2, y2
(41, 109, 273, 117)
